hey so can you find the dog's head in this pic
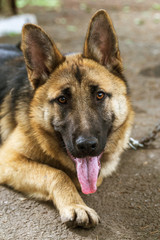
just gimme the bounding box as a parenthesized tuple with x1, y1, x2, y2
(22, 10, 131, 194)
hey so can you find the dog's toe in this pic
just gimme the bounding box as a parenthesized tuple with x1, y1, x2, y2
(60, 204, 100, 228)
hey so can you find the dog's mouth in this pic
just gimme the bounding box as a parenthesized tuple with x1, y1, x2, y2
(67, 150, 103, 194)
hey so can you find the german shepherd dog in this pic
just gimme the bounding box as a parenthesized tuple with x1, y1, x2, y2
(0, 10, 134, 228)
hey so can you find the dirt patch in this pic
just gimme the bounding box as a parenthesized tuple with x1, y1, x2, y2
(0, 0, 160, 239)
(140, 65, 160, 78)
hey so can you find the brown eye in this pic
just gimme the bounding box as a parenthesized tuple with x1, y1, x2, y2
(58, 96, 67, 104)
(96, 91, 105, 100)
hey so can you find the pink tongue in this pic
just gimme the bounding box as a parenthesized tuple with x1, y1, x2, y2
(74, 156, 101, 194)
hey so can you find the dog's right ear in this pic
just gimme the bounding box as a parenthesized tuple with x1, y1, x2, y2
(22, 24, 64, 89)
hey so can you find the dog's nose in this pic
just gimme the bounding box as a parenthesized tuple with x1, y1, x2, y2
(76, 136, 98, 156)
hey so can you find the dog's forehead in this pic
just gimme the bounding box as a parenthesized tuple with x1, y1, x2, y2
(50, 54, 107, 84)
(48, 54, 126, 96)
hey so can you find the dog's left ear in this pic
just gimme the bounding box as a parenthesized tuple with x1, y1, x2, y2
(22, 24, 64, 89)
(83, 10, 122, 75)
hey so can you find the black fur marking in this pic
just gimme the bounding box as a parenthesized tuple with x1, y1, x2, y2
(111, 113, 115, 123)
(0, 45, 33, 133)
(90, 85, 112, 99)
(0, 47, 26, 105)
(75, 65, 82, 84)
(49, 87, 72, 104)
(61, 87, 72, 97)
(90, 85, 98, 94)
(106, 92, 112, 98)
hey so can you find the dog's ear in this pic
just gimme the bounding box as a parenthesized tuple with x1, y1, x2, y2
(83, 10, 123, 75)
(22, 24, 64, 89)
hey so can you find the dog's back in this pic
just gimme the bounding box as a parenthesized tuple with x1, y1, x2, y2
(0, 44, 32, 143)
(0, 44, 24, 103)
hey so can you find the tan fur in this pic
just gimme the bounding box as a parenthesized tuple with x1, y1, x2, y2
(0, 94, 16, 142)
(0, 10, 134, 228)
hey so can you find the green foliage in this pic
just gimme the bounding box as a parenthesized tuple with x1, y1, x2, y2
(122, 6, 130, 13)
(8, 32, 19, 36)
(67, 25, 77, 32)
(152, 3, 160, 10)
(17, 0, 60, 8)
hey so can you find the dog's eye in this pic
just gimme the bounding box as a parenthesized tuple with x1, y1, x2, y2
(96, 91, 105, 100)
(57, 96, 67, 104)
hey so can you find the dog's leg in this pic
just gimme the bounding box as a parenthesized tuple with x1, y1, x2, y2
(0, 148, 100, 228)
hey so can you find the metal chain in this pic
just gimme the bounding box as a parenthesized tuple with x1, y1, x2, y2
(129, 122, 160, 150)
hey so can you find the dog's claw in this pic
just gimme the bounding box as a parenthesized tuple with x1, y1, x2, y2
(60, 204, 100, 228)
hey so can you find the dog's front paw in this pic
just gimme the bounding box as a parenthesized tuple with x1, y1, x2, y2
(60, 204, 100, 228)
